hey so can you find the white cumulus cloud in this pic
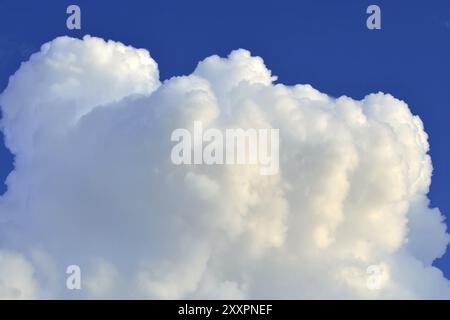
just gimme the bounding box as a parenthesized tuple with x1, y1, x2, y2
(0, 35, 449, 299)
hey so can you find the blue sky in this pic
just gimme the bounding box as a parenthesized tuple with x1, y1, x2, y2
(0, 0, 449, 278)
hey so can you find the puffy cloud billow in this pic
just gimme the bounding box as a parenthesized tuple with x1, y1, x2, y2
(0, 35, 449, 299)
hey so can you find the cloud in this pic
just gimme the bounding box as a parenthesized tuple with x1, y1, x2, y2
(0, 250, 39, 299)
(0, 35, 449, 299)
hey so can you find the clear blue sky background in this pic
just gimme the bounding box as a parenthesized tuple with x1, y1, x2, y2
(0, 0, 449, 277)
